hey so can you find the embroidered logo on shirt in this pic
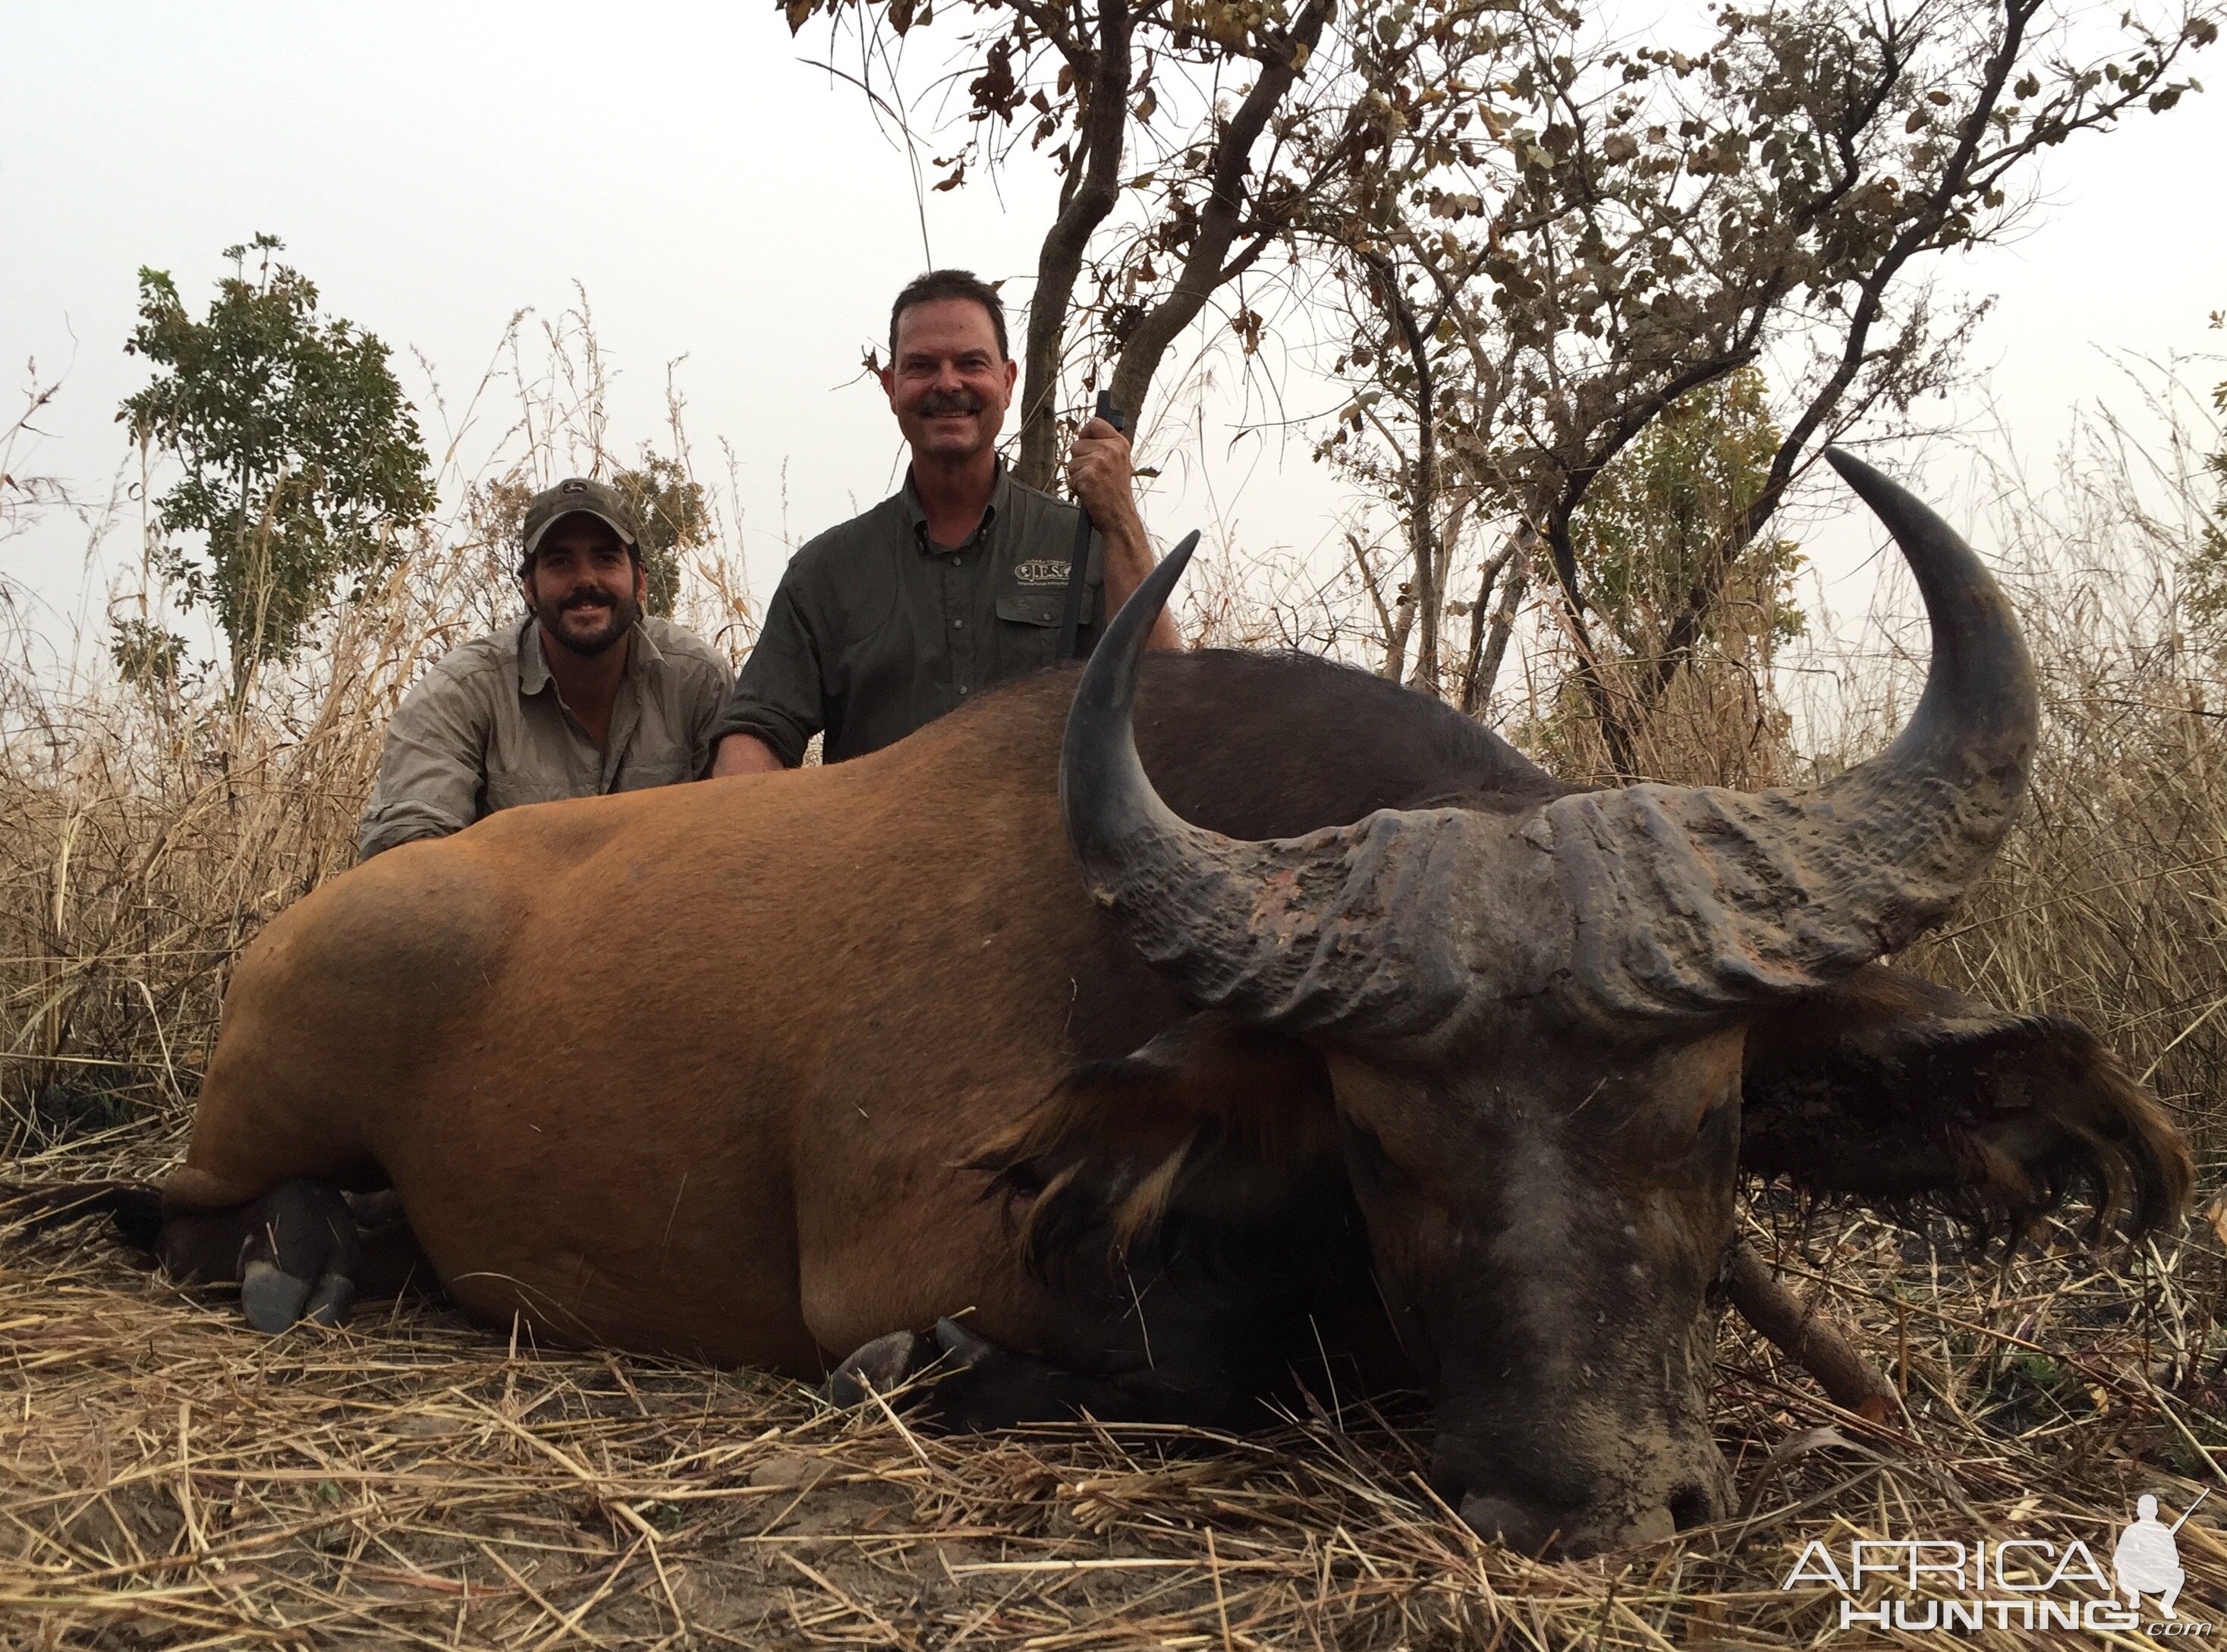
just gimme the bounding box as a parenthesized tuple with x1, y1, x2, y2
(1014, 559, 1071, 586)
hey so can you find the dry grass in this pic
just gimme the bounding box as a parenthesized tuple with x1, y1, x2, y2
(8, 1153, 2225, 1649)
(6, 363, 2227, 1643)
(1898, 433, 2227, 1160)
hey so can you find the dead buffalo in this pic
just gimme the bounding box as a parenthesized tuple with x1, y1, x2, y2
(123, 450, 2183, 1555)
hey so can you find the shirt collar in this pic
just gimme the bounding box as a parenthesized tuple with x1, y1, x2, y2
(516, 613, 659, 697)
(900, 461, 1011, 552)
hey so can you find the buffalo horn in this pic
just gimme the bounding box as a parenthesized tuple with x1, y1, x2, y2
(1064, 453, 2037, 1037)
(1060, 532, 1470, 1038)
(1540, 448, 2039, 1020)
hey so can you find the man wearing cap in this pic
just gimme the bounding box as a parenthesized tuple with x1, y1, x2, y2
(708, 268, 1181, 776)
(357, 477, 732, 860)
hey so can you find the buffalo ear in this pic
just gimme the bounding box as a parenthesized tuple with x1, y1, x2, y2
(968, 1013, 1344, 1286)
(1740, 965, 2191, 1248)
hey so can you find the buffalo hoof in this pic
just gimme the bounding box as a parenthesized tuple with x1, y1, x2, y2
(823, 1329, 936, 1407)
(302, 1270, 357, 1327)
(241, 1260, 310, 1333)
(341, 1188, 405, 1232)
(932, 1316, 995, 1366)
(233, 1178, 362, 1334)
(912, 1318, 1062, 1431)
(240, 1260, 358, 1333)
(823, 1319, 1103, 1429)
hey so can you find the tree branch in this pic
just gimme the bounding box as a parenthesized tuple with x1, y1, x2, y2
(1015, 0, 1132, 490)
(1459, 532, 1521, 716)
(1106, 0, 1333, 426)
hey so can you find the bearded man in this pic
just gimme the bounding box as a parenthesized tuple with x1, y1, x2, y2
(357, 477, 732, 860)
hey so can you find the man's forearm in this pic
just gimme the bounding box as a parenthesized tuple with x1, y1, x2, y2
(1099, 511, 1184, 651)
(357, 812, 461, 864)
(712, 732, 788, 777)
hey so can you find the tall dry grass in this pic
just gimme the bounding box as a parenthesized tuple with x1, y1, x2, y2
(1787, 389, 2227, 1160)
(0, 305, 761, 1159)
(1900, 417, 2227, 1158)
(1469, 383, 2227, 1160)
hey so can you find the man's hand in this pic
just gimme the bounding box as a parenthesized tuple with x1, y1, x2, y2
(1066, 416, 1143, 533)
(1065, 415, 1181, 653)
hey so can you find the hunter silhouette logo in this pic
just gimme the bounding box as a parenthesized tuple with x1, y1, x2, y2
(2116, 1490, 2206, 1619)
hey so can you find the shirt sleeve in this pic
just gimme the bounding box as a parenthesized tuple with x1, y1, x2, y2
(357, 663, 492, 861)
(708, 574, 826, 769)
(684, 647, 734, 779)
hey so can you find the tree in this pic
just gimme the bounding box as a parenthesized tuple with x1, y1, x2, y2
(121, 234, 435, 694)
(1314, 0, 2216, 770)
(1299, 0, 1539, 697)
(1553, 368, 1805, 782)
(612, 453, 709, 619)
(2184, 310, 2227, 636)
(785, 0, 1351, 487)
(470, 451, 709, 624)
(1569, 368, 1804, 670)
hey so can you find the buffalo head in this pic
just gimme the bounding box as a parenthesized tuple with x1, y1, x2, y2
(1058, 452, 2041, 1553)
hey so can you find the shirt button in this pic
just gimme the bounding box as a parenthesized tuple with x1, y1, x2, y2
(952, 618, 964, 629)
(958, 684, 969, 695)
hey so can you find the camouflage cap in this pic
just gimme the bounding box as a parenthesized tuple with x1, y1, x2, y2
(521, 477, 640, 560)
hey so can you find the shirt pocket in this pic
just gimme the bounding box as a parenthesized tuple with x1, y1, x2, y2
(1002, 583, 1096, 659)
(995, 587, 1072, 675)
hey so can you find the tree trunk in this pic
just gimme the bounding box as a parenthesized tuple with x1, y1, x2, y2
(1460, 530, 1524, 716)
(1540, 508, 1640, 778)
(1471, 540, 1527, 718)
(1351, 532, 1411, 683)
(1386, 592, 1416, 681)
(1360, 251, 1440, 697)
(1013, 0, 1131, 492)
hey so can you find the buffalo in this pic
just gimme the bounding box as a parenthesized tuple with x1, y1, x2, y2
(112, 451, 2183, 1556)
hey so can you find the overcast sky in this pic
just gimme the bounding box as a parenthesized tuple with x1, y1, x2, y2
(5, 1, 2222, 673)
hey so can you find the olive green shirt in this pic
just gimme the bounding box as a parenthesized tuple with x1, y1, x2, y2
(357, 614, 731, 861)
(712, 466, 1104, 766)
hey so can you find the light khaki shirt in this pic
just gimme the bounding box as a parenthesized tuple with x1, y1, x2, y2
(357, 614, 731, 861)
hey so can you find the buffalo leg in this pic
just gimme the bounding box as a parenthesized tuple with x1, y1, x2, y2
(344, 1189, 437, 1301)
(826, 1317, 1266, 1430)
(159, 1178, 363, 1333)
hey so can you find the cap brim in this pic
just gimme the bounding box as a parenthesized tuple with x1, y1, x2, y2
(524, 506, 639, 557)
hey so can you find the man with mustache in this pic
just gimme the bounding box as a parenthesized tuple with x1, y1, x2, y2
(357, 477, 732, 859)
(709, 269, 1179, 776)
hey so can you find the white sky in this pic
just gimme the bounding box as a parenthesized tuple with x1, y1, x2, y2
(4, 0, 2222, 674)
